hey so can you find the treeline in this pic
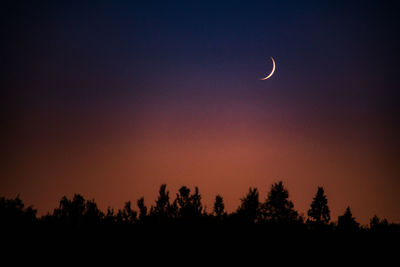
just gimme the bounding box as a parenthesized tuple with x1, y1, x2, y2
(1, 181, 399, 233)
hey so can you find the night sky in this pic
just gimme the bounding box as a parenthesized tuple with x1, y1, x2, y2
(2, 1, 399, 223)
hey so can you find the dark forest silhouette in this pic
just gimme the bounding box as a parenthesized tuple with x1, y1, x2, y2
(1, 181, 399, 234)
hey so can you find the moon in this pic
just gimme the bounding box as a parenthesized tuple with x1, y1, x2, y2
(260, 57, 276, 80)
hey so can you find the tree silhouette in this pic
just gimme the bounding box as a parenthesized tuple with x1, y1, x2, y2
(85, 199, 104, 225)
(175, 186, 203, 221)
(0, 196, 37, 227)
(149, 184, 177, 223)
(137, 197, 147, 223)
(213, 194, 226, 218)
(1, 183, 399, 234)
(307, 187, 330, 226)
(151, 185, 169, 215)
(104, 207, 116, 224)
(52, 194, 103, 227)
(370, 215, 391, 233)
(120, 201, 137, 224)
(261, 181, 300, 224)
(337, 207, 359, 232)
(236, 187, 260, 224)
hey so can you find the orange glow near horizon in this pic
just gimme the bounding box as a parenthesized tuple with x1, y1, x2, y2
(2, 105, 399, 225)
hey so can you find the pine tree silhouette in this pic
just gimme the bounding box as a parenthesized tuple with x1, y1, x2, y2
(307, 187, 330, 227)
(261, 181, 300, 225)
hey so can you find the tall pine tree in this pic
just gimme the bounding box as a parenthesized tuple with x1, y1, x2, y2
(307, 187, 330, 225)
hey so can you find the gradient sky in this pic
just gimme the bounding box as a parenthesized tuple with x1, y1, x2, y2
(2, 1, 399, 224)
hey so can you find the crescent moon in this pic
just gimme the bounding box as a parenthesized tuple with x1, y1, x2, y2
(260, 57, 276, 80)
